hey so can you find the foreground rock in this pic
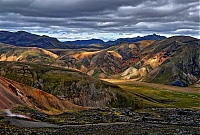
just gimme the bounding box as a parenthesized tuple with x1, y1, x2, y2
(0, 108, 199, 134)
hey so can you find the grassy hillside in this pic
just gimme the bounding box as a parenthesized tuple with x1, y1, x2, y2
(0, 61, 135, 108)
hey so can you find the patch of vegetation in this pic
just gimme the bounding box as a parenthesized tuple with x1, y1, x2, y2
(150, 66, 174, 84)
(108, 92, 135, 108)
(117, 83, 200, 109)
(92, 69, 101, 77)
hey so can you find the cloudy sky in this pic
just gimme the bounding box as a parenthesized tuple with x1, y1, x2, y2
(0, 0, 199, 41)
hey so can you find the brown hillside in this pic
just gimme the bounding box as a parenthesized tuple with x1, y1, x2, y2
(0, 76, 84, 114)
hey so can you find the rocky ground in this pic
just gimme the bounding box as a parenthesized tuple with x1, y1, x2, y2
(0, 108, 199, 135)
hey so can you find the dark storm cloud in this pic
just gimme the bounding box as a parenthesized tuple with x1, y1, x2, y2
(0, 0, 199, 40)
(0, 0, 147, 17)
(173, 0, 198, 4)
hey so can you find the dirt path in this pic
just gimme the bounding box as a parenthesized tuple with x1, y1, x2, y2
(102, 79, 200, 94)
(6, 117, 59, 128)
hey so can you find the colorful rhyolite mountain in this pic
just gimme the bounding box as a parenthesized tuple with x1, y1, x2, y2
(121, 36, 200, 87)
(0, 31, 199, 87)
(58, 36, 200, 87)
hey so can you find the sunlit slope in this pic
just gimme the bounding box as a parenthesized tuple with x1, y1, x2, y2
(59, 40, 155, 78)
(0, 42, 59, 64)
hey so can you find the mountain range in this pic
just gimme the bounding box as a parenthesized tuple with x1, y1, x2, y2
(64, 34, 166, 48)
(0, 31, 165, 49)
(0, 31, 199, 87)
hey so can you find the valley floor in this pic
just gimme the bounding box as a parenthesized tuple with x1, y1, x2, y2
(103, 79, 200, 109)
(102, 79, 200, 94)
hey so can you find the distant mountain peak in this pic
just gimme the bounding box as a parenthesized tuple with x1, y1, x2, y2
(16, 30, 30, 34)
(64, 34, 166, 48)
(0, 30, 74, 49)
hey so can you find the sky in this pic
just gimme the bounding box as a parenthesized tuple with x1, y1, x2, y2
(0, 0, 199, 41)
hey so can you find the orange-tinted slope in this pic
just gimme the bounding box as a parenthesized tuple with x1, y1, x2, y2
(0, 76, 84, 114)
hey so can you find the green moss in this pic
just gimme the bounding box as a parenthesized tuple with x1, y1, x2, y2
(108, 88, 135, 108)
(92, 69, 101, 77)
(117, 83, 200, 109)
(151, 67, 173, 84)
